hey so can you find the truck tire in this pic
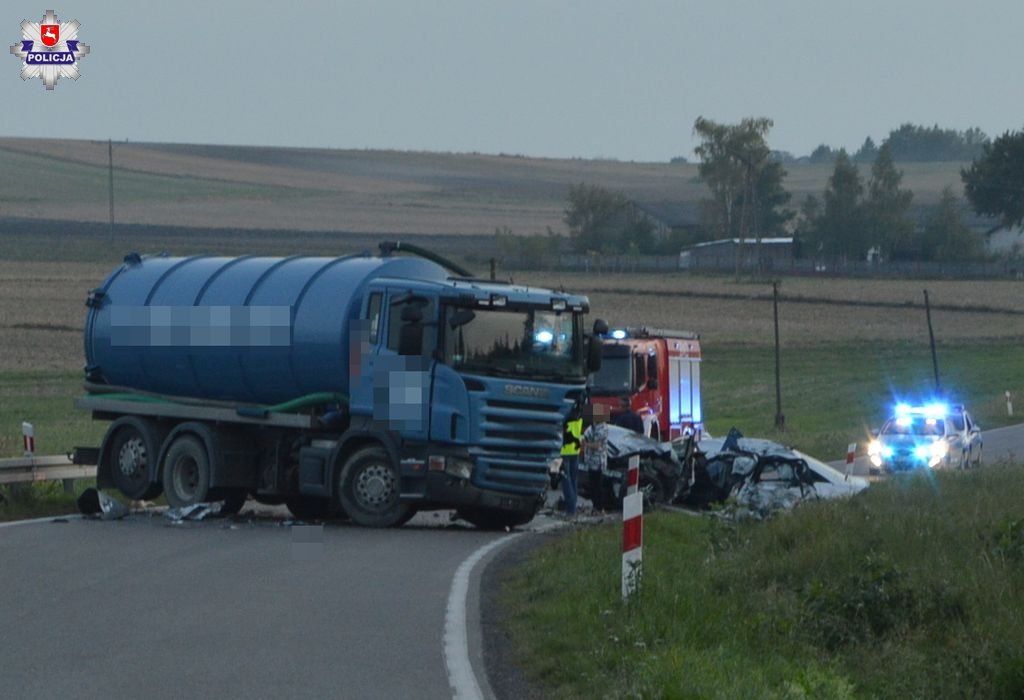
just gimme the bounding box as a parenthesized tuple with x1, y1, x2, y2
(337, 446, 412, 527)
(456, 507, 534, 530)
(105, 418, 163, 500)
(161, 435, 211, 508)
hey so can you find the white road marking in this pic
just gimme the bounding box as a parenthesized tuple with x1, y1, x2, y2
(444, 533, 520, 700)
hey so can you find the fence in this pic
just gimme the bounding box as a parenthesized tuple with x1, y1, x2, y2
(498, 253, 1023, 279)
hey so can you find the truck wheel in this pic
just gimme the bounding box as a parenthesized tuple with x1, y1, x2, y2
(456, 507, 534, 530)
(161, 435, 211, 508)
(106, 418, 163, 500)
(285, 496, 333, 521)
(337, 446, 411, 527)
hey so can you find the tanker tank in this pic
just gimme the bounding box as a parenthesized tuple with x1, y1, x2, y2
(84, 252, 447, 405)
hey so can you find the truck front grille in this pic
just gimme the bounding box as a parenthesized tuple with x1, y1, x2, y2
(471, 395, 566, 494)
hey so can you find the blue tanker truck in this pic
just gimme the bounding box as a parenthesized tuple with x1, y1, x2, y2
(75, 242, 603, 528)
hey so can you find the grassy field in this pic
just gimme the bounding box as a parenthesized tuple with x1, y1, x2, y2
(502, 466, 1024, 698)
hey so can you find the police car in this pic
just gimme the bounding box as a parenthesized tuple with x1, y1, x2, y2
(867, 403, 983, 472)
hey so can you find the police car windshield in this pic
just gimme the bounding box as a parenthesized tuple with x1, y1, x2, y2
(882, 417, 946, 437)
(443, 306, 583, 378)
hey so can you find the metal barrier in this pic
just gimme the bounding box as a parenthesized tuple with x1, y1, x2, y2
(0, 455, 96, 485)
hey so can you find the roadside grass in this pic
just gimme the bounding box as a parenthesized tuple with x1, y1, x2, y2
(704, 340, 1024, 459)
(0, 371, 113, 522)
(503, 466, 1024, 699)
(0, 479, 94, 522)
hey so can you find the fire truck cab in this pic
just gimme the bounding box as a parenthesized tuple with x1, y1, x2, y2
(588, 327, 702, 441)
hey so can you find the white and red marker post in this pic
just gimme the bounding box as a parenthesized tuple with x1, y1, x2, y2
(22, 421, 35, 457)
(844, 442, 856, 481)
(622, 455, 643, 600)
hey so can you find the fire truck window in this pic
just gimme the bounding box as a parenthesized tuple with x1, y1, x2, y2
(633, 354, 645, 392)
(646, 354, 657, 386)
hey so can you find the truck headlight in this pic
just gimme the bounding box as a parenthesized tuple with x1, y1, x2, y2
(445, 457, 474, 480)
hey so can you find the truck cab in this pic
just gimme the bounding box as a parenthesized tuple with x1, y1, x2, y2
(589, 327, 702, 440)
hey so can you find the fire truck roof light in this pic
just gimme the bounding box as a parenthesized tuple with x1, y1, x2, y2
(611, 329, 627, 339)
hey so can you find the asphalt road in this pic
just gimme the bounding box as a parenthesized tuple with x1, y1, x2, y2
(0, 510, 512, 700)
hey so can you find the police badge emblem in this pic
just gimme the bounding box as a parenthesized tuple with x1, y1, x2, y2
(9, 9, 90, 90)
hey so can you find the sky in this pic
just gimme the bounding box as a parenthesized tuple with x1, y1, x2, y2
(3, 1, 1023, 162)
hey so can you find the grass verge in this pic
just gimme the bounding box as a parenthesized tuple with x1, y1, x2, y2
(0, 371, 105, 521)
(704, 340, 1024, 459)
(502, 467, 1024, 699)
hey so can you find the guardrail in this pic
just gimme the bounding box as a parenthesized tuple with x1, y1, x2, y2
(0, 455, 96, 485)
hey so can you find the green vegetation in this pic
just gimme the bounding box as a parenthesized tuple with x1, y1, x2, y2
(503, 467, 1024, 698)
(704, 340, 1024, 460)
(962, 128, 1024, 230)
(0, 372, 104, 521)
(0, 372, 102, 457)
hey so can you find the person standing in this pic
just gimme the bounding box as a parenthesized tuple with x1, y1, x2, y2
(582, 403, 611, 513)
(560, 400, 583, 517)
(612, 395, 645, 434)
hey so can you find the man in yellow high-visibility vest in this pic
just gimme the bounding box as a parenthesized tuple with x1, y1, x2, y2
(561, 400, 583, 517)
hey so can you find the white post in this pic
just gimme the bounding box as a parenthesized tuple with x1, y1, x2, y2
(844, 442, 856, 480)
(22, 422, 35, 457)
(1007, 391, 1014, 417)
(621, 455, 643, 600)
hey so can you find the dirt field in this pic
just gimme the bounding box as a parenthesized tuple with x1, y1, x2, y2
(2, 257, 1022, 375)
(0, 137, 968, 237)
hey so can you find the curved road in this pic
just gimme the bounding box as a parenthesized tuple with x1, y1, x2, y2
(0, 510, 529, 700)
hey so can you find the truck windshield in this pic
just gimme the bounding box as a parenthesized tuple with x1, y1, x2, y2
(443, 306, 583, 378)
(590, 356, 630, 394)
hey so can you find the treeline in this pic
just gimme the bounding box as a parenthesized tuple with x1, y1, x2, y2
(494, 123, 1024, 268)
(794, 124, 990, 164)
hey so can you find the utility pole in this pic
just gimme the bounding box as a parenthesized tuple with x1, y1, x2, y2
(108, 139, 115, 244)
(773, 281, 785, 431)
(923, 289, 940, 393)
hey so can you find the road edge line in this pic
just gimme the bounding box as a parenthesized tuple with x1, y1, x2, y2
(444, 533, 521, 700)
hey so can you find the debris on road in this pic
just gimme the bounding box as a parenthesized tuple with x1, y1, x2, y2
(163, 502, 227, 522)
(76, 488, 129, 520)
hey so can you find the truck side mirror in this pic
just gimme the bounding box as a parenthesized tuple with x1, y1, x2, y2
(587, 336, 603, 373)
(592, 319, 609, 336)
(448, 308, 475, 329)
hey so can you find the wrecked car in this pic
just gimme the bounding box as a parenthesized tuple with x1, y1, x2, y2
(677, 429, 869, 514)
(577, 424, 687, 509)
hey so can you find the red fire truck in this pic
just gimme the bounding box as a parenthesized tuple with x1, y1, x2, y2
(589, 327, 703, 440)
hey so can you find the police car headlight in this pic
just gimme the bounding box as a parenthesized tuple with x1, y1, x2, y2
(927, 441, 948, 468)
(445, 457, 474, 480)
(868, 439, 882, 455)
